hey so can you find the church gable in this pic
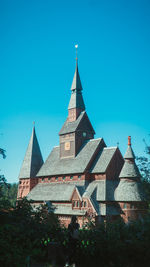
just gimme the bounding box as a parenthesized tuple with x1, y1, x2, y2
(106, 148, 124, 180)
(76, 112, 95, 136)
(71, 187, 82, 202)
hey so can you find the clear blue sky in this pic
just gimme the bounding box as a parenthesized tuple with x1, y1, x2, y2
(0, 0, 150, 183)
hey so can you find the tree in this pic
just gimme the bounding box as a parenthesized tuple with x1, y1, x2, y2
(137, 137, 150, 206)
(0, 148, 6, 159)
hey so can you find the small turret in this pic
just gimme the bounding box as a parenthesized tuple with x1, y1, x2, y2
(115, 137, 147, 222)
(119, 136, 140, 180)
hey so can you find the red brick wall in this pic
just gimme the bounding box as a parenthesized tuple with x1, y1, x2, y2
(68, 108, 82, 122)
(119, 202, 148, 222)
(17, 178, 30, 199)
(17, 178, 38, 199)
(93, 174, 106, 180)
(38, 174, 86, 183)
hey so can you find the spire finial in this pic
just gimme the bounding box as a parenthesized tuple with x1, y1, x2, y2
(75, 44, 78, 63)
(128, 136, 131, 146)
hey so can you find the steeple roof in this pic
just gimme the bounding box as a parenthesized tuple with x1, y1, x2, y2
(19, 127, 43, 179)
(71, 61, 83, 91)
(68, 61, 85, 110)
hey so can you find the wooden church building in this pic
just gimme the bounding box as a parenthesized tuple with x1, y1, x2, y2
(17, 59, 147, 226)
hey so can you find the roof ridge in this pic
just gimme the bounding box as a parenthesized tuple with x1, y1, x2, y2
(104, 147, 117, 150)
(89, 138, 102, 142)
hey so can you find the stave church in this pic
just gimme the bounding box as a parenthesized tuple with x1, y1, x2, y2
(17, 56, 147, 226)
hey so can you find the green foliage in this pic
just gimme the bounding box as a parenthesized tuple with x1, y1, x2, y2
(0, 148, 6, 159)
(0, 182, 18, 208)
(0, 198, 62, 266)
(0, 175, 18, 209)
(1, 198, 150, 267)
(137, 137, 150, 208)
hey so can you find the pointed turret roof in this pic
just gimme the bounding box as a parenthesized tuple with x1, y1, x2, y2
(124, 136, 135, 159)
(19, 126, 44, 179)
(115, 137, 146, 201)
(68, 61, 85, 110)
(119, 136, 141, 179)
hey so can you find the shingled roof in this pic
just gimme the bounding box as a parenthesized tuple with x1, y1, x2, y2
(27, 183, 76, 201)
(83, 180, 121, 215)
(83, 180, 119, 202)
(114, 180, 146, 201)
(59, 111, 95, 136)
(71, 61, 83, 91)
(91, 147, 118, 173)
(119, 138, 141, 179)
(19, 127, 43, 179)
(37, 138, 104, 176)
(124, 146, 135, 159)
(54, 204, 86, 216)
(59, 111, 85, 135)
(119, 161, 141, 178)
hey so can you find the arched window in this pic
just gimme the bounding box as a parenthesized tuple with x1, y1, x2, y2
(84, 201, 87, 208)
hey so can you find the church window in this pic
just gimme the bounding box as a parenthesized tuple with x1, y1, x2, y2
(73, 201, 76, 207)
(48, 177, 50, 181)
(77, 201, 79, 207)
(83, 132, 86, 137)
(42, 178, 44, 182)
(78, 175, 81, 179)
(123, 203, 127, 209)
(56, 177, 58, 181)
(63, 176, 66, 180)
(84, 201, 87, 207)
(70, 176, 73, 180)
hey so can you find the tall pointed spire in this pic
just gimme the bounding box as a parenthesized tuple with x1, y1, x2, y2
(68, 45, 85, 116)
(19, 126, 43, 179)
(70, 61, 83, 92)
